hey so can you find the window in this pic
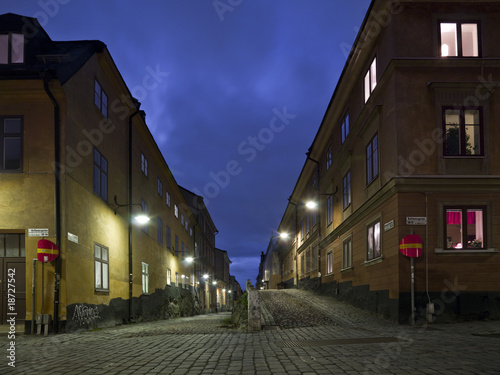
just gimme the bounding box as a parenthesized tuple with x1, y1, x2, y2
(175, 272, 179, 287)
(440, 22, 479, 57)
(157, 217, 163, 244)
(0, 117, 23, 172)
(366, 134, 379, 184)
(181, 241, 185, 257)
(341, 113, 350, 144)
(158, 178, 163, 197)
(343, 237, 352, 269)
(167, 268, 171, 286)
(327, 195, 333, 225)
(364, 57, 377, 103)
(326, 146, 332, 170)
(181, 214, 184, 226)
(300, 253, 305, 276)
(166, 191, 171, 207)
(182, 274, 186, 289)
(443, 107, 482, 156)
(0, 233, 25, 257)
(174, 204, 179, 218)
(166, 226, 171, 249)
(306, 248, 311, 273)
(367, 221, 381, 261)
(94, 79, 108, 118)
(0, 33, 24, 64)
(142, 262, 149, 294)
(141, 153, 148, 176)
(175, 235, 179, 256)
(93, 148, 108, 201)
(343, 171, 351, 209)
(300, 219, 304, 240)
(445, 207, 485, 250)
(94, 243, 109, 291)
(312, 245, 317, 270)
(327, 251, 333, 274)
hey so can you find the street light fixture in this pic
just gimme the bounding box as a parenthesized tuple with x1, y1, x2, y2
(114, 195, 150, 224)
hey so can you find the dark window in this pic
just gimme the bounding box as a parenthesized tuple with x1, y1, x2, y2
(0, 234, 25, 257)
(343, 170, 351, 209)
(343, 237, 352, 269)
(341, 113, 349, 144)
(166, 226, 171, 249)
(94, 79, 108, 118)
(93, 148, 108, 201)
(1, 117, 23, 172)
(443, 107, 483, 156)
(445, 206, 486, 250)
(141, 153, 148, 176)
(366, 134, 379, 184)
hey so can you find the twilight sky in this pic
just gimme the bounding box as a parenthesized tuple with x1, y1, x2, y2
(2, 0, 371, 289)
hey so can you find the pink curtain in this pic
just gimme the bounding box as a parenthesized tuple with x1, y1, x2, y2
(446, 211, 478, 225)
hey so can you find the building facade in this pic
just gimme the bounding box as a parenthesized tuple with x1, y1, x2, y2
(275, 0, 500, 323)
(0, 13, 236, 333)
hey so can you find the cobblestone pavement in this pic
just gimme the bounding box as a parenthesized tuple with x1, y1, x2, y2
(2, 289, 500, 375)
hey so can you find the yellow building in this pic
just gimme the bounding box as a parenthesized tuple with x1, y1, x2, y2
(0, 13, 207, 332)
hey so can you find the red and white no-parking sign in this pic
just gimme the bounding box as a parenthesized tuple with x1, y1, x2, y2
(37, 239, 59, 262)
(399, 234, 422, 258)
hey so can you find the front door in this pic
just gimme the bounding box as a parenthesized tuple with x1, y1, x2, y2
(0, 234, 26, 325)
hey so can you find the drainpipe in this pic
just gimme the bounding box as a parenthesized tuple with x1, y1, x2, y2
(128, 105, 140, 322)
(41, 71, 62, 333)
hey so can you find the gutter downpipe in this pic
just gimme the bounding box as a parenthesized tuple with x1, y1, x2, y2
(128, 106, 141, 322)
(42, 71, 62, 334)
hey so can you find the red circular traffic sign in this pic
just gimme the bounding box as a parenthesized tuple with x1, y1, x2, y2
(399, 234, 422, 258)
(37, 239, 59, 262)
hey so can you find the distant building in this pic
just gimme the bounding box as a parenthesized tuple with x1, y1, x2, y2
(0, 13, 239, 332)
(214, 248, 231, 311)
(275, 0, 500, 323)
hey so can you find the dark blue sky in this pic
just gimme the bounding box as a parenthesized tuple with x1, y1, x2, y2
(2, 0, 371, 288)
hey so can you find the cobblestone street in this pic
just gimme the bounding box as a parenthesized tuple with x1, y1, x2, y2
(3, 289, 500, 374)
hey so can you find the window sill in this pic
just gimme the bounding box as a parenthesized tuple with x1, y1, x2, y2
(435, 248, 498, 254)
(94, 289, 109, 294)
(363, 255, 384, 266)
(443, 155, 485, 159)
(341, 266, 353, 272)
(325, 272, 334, 277)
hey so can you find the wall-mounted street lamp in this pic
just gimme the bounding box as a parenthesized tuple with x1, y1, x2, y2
(113, 195, 150, 224)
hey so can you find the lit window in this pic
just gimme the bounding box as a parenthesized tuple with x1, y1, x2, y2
(327, 195, 333, 225)
(0, 33, 24, 64)
(175, 272, 179, 287)
(366, 134, 379, 184)
(327, 252, 333, 274)
(93, 148, 108, 201)
(1, 117, 23, 171)
(443, 107, 482, 156)
(174, 204, 179, 218)
(141, 153, 148, 176)
(95, 243, 109, 291)
(367, 221, 381, 261)
(364, 57, 377, 103)
(343, 170, 351, 209)
(94, 79, 108, 118)
(445, 207, 485, 250)
(142, 262, 149, 294)
(167, 268, 171, 286)
(440, 22, 479, 57)
(341, 113, 349, 144)
(343, 237, 352, 269)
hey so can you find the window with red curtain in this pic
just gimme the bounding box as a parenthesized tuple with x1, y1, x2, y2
(445, 207, 485, 249)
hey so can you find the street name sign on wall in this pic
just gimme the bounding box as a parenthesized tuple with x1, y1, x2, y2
(28, 228, 49, 237)
(406, 217, 427, 225)
(399, 234, 423, 258)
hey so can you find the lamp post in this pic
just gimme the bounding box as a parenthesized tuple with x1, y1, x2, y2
(113, 195, 149, 321)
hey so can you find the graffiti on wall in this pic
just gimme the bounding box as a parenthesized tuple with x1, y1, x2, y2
(72, 304, 100, 326)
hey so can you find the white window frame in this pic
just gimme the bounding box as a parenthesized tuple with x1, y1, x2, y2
(167, 268, 171, 286)
(142, 262, 149, 294)
(94, 243, 109, 291)
(342, 236, 353, 269)
(326, 251, 333, 275)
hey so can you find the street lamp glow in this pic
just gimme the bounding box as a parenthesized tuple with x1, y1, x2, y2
(203, 274, 209, 280)
(279, 232, 289, 239)
(185, 256, 194, 263)
(134, 215, 150, 225)
(212, 281, 217, 285)
(305, 201, 318, 209)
